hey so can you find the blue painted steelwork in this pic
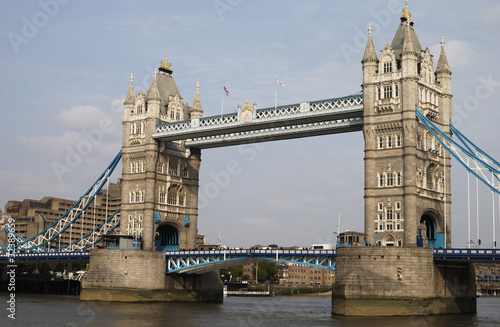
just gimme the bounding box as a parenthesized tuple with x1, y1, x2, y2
(0, 251, 90, 262)
(433, 248, 500, 261)
(2, 150, 122, 252)
(165, 249, 336, 274)
(416, 108, 500, 194)
(0, 248, 498, 265)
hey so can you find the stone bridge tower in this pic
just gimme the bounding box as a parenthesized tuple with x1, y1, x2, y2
(120, 54, 203, 251)
(362, 5, 452, 247)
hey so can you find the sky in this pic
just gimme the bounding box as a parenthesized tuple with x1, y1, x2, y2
(1, 0, 500, 249)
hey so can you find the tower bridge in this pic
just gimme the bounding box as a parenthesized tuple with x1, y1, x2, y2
(3, 2, 500, 316)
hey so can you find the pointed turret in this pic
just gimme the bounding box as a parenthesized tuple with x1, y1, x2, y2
(402, 24, 417, 56)
(436, 37, 451, 75)
(362, 23, 378, 64)
(124, 73, 135, 105)
(147, 69, 161, 101)
(190, 82, 203, 119)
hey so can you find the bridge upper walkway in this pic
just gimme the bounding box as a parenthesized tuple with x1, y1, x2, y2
(153, 94, 363, 148)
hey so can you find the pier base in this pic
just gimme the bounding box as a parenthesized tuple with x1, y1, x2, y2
(80, 249, 223, 303)
(332, 247, 476, 316)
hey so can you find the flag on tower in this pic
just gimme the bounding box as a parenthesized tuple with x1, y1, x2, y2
(223, 85, 229, 96)
(276, 76, 285, 86)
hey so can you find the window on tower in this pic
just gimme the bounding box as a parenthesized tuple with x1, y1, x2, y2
(378, 174, 385, 187)
(387, 136, 393, 148)
(384, 86, 391, 98)
(387, 173, 394, 186)
(378, 136, 384, 149)
(394, 84, 399, 97)
(383, 62, 392, 73)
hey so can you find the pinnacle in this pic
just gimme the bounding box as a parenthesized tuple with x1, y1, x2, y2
(362, 24, 379, 64)
(124, 73, 135, 105)
(147, 69, 161, 101)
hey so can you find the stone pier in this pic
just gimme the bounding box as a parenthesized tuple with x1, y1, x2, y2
(332, 247, 476, 316)
(80, 249, 223, 302)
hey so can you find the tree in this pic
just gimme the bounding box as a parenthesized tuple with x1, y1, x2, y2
(220, 265, 244, 282)
(252, 261, 278, 282)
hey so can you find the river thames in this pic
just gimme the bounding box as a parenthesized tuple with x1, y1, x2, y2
(1, 293, 499, 326)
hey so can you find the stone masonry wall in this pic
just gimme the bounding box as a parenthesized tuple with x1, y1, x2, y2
(333, 247, 435, 299)
(81, 249, 165, 290)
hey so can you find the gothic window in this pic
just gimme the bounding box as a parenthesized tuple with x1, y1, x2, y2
(176, 111, 181, 121)
(383, 62, 392, 73)
(378, 202, 383, 211)
(140, 191, 144, 203)
(378, 137, 384, 149)
(157, 163, 164, 174)
(183, 165, 189, 178)
(396, 172, 402, 186)
(394, 84, 399, 97)
(386, 209, 393, 220)
(387, 136, 393, 148)
(129, 192, 133, 203)
(135, 162, 139, 173)
(135, 192, 140, 203)
(377, 213, 383, 221)
(378, 174, 385, 187)
(167, 189, 177, 205)
(395, 202, 401, 210)
(159, 192, 166, 204)
(384, 86, 391, 98)
(178, 189, 185, 206)
(396, 135, 402, 147)
(377, 87, 381, 100)
(387, 173, 394, 186)
(396, 212, 401, 220)
(130, 163, 135, 173)
(169, 160, 178, 176)
(141, 162, 146, 172)
(397, 240, 402, 246)
(136, 104, 143, 114)
(170, 110, 175, 119)
(387, 223, 393, 230)
(379, 225, 383, 231)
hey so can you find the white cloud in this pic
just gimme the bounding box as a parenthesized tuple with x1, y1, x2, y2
(56, 105, 111, 130)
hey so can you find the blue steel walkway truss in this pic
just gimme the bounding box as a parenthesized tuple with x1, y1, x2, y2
(165, 249, 336, 274)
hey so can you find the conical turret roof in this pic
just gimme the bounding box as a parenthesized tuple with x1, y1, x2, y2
(124, 73, 135, 105)
(362, 23, 379, 63)
(436, 37, 451, 75)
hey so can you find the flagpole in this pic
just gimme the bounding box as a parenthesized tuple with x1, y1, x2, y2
(221, 87, 224, 117)
(275, 76, 278, 110)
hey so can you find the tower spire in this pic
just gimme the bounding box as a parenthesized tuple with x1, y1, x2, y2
(147, 69, 161, 101)
(402, 0, 411, 22)
(159, 51, 173, 74)
(402, 23, 416, 55)
(362, 23, 379, 63)
(436, 37, 451, 75)
(191, 81, 203, 118)
(124, 73, 135, 105)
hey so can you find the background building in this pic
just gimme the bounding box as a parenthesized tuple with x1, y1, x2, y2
(3, 182, 121, 249)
